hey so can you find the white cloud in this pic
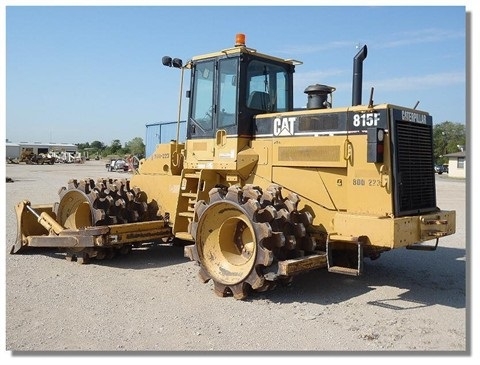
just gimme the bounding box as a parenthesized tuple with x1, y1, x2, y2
(365, 71, 465, 91)
(276, 40, 357, 56)
(378, 28, 465, 49)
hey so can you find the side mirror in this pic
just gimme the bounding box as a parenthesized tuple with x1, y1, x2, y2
(162, 56, 173, 67)
(172, 58, 183, 68)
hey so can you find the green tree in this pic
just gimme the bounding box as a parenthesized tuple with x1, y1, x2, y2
(109, 139, 123, 154)
(433, 121, 466, 164)
(76, 142, 90, 150)
(125, 137, 145, 157)
(91, 140, 106, 151)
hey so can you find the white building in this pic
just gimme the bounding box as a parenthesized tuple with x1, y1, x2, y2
(444, 151, 466, 179)
(6, 142, 21, 159)
(5, 141, 78, 160)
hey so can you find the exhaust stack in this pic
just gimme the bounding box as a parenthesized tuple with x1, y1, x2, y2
(352, 45, 368, 106)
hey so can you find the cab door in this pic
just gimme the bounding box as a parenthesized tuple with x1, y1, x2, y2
(186, 57, 239, 165)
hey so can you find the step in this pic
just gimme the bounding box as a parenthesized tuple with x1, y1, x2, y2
(176, 232, 194, 242)
(326, 235, 364, 276)
(184, 173, 200, 179)
(178, 212, 195, 218)
(181, 192, 197, 198)
(328, 266, 361, 276)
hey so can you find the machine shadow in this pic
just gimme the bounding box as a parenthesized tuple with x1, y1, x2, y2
(260, 245, 466, 310)
(19, 241, 466, 311)
(38, 240, 191, 270)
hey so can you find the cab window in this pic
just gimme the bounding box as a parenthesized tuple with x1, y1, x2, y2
(218, 58, 238, 128)
(191, 60, 215, 131)
(246, 60, 289, 113)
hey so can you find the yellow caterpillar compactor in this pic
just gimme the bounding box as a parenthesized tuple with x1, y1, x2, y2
(12, 34, 456, 299)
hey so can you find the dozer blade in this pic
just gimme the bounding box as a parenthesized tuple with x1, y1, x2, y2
(12, 200, 60, 254)
(12, 200, 173, 256)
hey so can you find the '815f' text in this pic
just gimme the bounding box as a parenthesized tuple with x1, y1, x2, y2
(352, 113, 380, 127)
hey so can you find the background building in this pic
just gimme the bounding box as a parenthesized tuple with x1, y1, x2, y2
(5, 141, 78, 160)
(444, 151, 466, 179)
(6, 142, 21, 159)
(145, 121, 186, 158)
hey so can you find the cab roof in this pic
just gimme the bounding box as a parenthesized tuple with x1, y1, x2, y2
(191, 34, 302, 66)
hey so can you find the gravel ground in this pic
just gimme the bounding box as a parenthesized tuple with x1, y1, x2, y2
(3, 160, 468, 357)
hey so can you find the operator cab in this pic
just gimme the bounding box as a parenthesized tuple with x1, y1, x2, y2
(187, 34, 298, 139)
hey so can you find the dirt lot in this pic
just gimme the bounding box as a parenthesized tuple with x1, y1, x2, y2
(3, 160, 468, 355)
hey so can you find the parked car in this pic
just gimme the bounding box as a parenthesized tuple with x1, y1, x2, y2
(434, 165, 444, 174)
(106, 159, 129, 172)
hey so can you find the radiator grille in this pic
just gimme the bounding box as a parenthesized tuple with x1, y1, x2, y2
(393, 120, 436, 216)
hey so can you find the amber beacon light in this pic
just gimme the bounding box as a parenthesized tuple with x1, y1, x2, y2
(235, 33, 246, 47)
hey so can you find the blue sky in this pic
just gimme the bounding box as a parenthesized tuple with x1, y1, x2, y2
(3, 4, 469, 146)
